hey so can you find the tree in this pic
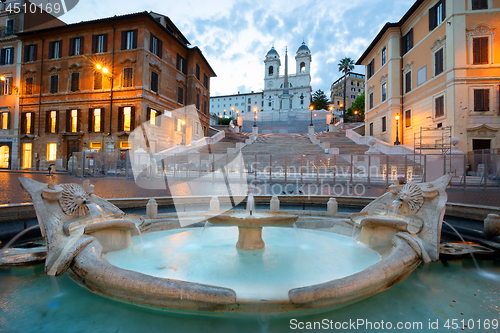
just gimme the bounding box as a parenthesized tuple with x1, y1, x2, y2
(350, 92, 365, 122)
(311, 89, 329, 110)
(338, 57, 355, 123)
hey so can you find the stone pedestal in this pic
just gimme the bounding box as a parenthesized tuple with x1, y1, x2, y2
(450, 137, 465, 177)
(327, 198, 338, 216)
(270, 195, 280, 212)
(252, 126, 258, 140)
(236, 226, 264, 251)
(209, 196, 220, 212)
(328, 124, 335, 132)
(308, 126, 315, 136)
(146, 198, 158, 219)
(484, 214, 500, 239)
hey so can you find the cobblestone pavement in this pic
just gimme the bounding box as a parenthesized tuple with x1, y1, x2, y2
(1, 171, 499, 207)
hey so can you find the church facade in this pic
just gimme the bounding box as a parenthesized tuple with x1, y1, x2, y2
(210, 43, 312, 116)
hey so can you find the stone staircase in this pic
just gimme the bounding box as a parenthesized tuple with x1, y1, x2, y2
(241, 133, 325, 155)
(316, 127, 370, 155)
(197, 132, 250, 154)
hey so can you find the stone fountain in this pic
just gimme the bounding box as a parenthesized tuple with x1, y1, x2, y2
(18, 174, 452, 313)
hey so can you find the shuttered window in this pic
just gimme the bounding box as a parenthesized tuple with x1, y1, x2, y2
(118, 106, 135, 132)
(382, 116, 387, 132)
(151, 71, 159, 93)
(150, 34, 163, 58)
(122, 68, 133, 87)
(121, 30, 138, 50)
(434, 48, 444, 76)
(48, 41, 62, 59)
(176, 54, 187, 74)
(429, 0, 445, 31)
(69, 37, 83, 56)
(0, 47, 14, 65)
(196, 64, 200, 80)
(24, 44, 37, 62)
(92, 34, 108, 53)
(369, 123, 373, 136)
(405, 71, 412, 93)
(0, 111, 9, 129)
(94, 71, 102, 90)
(405, 110, 411, 128)
(203, 73, 209, 88)
(472, 0, 488, 10)
(50, 75, 58, 93)
(474, 89, 489, 112)
(177, 87, 184, 104)
(401, 29, 413, 55)
(435, 96, 444, 118)
(472, 37, 488, 65)
(70, 73, 79, 92)
(369, 93, 374, 109)
(21, 112, 35, 135)
(367, 59, 375, 79)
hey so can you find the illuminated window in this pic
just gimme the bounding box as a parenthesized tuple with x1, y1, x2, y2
(90, 142, 101, 151)
(70, 109, 78, 132)
(149, 109, 158, 125)
(123, 107, 131, 132)
(47, 143, 57, 161)
(120, 141, 131, 149)
(49, 111, 57, 133)
(22, 143, 32, 169)
(176, 118, 182, 132)
(26, 113, 32, 134)
(1, 112, 8, 129)
(93, 108, 101, 132)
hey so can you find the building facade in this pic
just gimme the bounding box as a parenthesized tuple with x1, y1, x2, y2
(209, 42, 313, 116)
(330, 72, 365, 112)
(357, 0, 500, 153)
(0, 0, 64, 169)
(18, 11, 215, 170)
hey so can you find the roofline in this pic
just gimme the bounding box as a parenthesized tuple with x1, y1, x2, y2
(17, 11, 191, 47)
(331, 72, 366, 86)
(356, 0, 425, 65)
(189, 46, 217, 77)
(210, 92, 264, 99)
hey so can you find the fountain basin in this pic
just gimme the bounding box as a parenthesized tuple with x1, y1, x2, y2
(205, 211, 299, 250)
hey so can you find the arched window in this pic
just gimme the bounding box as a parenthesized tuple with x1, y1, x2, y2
(268, 66, 274, 76)
(300, 62, 306, 73)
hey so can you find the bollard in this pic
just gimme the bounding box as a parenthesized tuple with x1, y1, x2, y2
(209, 196, 220, 212)
(327, 198, 338, 216)
(146, 198, 158, 219)
(484, 214, 500, 240)
(270, 195, 280, 212)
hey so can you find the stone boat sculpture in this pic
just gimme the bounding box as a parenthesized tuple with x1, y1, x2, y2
(19, 174, 451, 313)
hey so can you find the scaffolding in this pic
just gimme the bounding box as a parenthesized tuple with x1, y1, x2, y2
(414, 126, 453, 174)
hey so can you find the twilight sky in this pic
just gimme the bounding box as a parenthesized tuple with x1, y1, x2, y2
(60, 0, 415, 97)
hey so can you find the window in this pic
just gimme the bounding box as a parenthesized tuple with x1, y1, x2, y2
(6, 19, 14, 35)
(46, 110, 58, 133)
(151, 71, 159, 93)
(0, 47, 14, 65)
(381, 83, 387, 101)
(367, 59, 375, 79)
(203, 73, 209, 88)
(351, 87, 356, 92)
(0, 111, 9, 129)
(196, 64, 200, 80)
(176, 54, 187, 74)
(369, 93, 374, 109)
(351, 95, 356, 99)
(148, 108, 159, 125)
(70, 73, 79, 92)
(472, 0, 488, 10)
(119, 106, 134, 132)
(437, 122, 443, 128)
(121, 30, 137, 50)
(417, 66, 427, 86)
(196, 94, 200, 109)
(474, 89, 489, 112)
(67, 109, 79, 132)
(248, 98, 251, 103)
(90, 142, 101, 151)
(22, 143, 32, 169)
(405, 110, 411, 128)
(21, 112, 34, 134)
(94, 72, 102, 90)
(382, 116, 387, 132)
(381, 47, 387, 66)
(405, 71, 412, 93)
(269, 102, 272, 107)
(177, 87, 184, 104)
(122, 68, 133, 87)
(90, 108, 104, 132)
(429, 0, 445, 31)
(120, 142, 131, 149)
(69, 37, 83, 56)
(434, 48, 444, 76)
(24, 44, 37, 62)
(48, 41, 61, 59)
(1, 77, 12, 95)
(150, 34, 162, 58)
(203, 101, 207, 115)
(435, 96, 444, 118)
(369, 122, 373, 136)
(50, 75, 58, 93)
(176, 118, 183, 132)
(300, 62, 306, 73)
(47, 143, 57, 161)
(472, 37, 488, 65)
(92, 34, 108, 53)
(401, 29, 413, 55)
(268, 65, 274, 76)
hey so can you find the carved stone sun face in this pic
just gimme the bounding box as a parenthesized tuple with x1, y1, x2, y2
(60, 184, 90, 217)
(397, 183, 424, 215)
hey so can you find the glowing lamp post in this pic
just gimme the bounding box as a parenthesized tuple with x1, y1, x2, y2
(394, 115, 400, 146)
(181, 120, 186, 146)
(253, 107, 257, 127)
(309, 105, 314, 126)
(96, 64, 113, 135)
(329, 106, 334, 124)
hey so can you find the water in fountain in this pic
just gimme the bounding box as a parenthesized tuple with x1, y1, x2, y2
(292, 223, 302, 245)
(134, 225, 144, 246)
(200, 221, 209, 243)
(0, 225, 41, 256)
(246, 193, 255, 216)
(86, 202, 104, 218)
(390, 198, 403, 216)
(443, 221, 480, 272)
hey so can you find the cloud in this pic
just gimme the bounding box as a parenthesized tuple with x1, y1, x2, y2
(60, 0, 415, 97)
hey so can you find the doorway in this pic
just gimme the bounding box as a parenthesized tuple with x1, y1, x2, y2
(66, 140, 79, 169)
(472, 139, 491, 151)
(22, 143, 32, 169)
(0, 143, 11, 169)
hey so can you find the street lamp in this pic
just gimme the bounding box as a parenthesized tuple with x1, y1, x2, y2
(236, 109, 240, 132)
(231, 106, 234, 118)
(329, 106, 334, 124)
(253, 107, 257, 127)
(0, 75, 18, 94)
(309, 105, 314, 126)
(394, 115, 400, 146)
(95, 64, 113, 134)
(354, 110, 358, 122)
